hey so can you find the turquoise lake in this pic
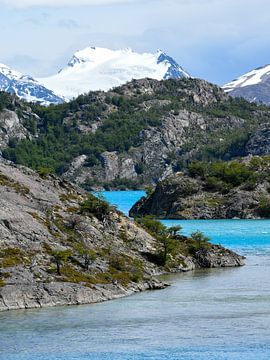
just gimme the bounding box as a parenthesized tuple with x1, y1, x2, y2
(0, 191, 270, 360)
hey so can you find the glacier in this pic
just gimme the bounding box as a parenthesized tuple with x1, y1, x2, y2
(39, 47, 190, 100)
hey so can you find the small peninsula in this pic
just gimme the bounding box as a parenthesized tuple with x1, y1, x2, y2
(130, 157, 270, 220)
(0, 161, 244, 311)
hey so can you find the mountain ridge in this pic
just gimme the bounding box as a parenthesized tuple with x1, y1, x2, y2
(0, 63, 64, 106)
(223, 64, 270, 105)
(2, 77, 270, 191)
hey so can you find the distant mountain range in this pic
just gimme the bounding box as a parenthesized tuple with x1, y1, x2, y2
(2, 47, 270, 107)
(0, 63, 64, 106)
(223, 64, 270, 105)
(0, 47, 190, 105)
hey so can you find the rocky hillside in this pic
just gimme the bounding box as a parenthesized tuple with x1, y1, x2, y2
(2, 77, 270, 190)
(0, 160, 244, 311)
(130, 156, 270, 220)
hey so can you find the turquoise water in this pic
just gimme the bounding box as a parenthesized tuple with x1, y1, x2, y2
(0, 191, 270, 360)
(99, 191, 270, 250)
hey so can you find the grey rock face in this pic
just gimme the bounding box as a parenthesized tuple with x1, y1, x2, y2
(246, 124, 270, 156)
(0, 110, 32, 148)
(60, 78, 243, 188)
(100, 152, 120, 181)
(130, 170, 269, 220)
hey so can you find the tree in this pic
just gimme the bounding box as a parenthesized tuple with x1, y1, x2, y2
(52, 249, 72, 275)
(76, 245, 97, 270)
(166, 225, 182, 237)
(191, 231, 210, 248)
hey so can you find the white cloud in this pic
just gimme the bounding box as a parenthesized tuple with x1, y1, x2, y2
(0, 0, 138, 7)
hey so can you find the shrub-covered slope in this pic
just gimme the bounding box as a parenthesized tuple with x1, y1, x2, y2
(1, 78, 270, 189)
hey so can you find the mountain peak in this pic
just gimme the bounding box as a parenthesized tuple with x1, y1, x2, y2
(40, 46, 190, 99)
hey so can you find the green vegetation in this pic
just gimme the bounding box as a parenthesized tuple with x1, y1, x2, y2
(188, 231, 211, 255)
(2, 90, 163, 174)
(258, 196, 270, 217)
(0, 248, 27, 268)
(0, 92, 16, 112)
(51, 249, 73, 275)
(186, 157, 270, 197)
(108, 254, 144, 285)
(136, 216, 210, 266)
(75, 244, 97, 270)
(187, 159, 262, 192)
(80, 194, 113, 220)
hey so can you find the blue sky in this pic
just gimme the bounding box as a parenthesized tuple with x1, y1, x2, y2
(0, 0, 269, 84)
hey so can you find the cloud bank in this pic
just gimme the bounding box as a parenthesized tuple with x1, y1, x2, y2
(0, 0, 138, 7)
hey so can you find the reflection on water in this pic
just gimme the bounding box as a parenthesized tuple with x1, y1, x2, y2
(0, 191, 270, 360)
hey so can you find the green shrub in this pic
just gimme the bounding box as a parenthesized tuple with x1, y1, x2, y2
(37, 167, 53, 177)
(136, 216, 166, 236)
(188, 231, 211, 254)
(204, 176, 229, 193)
(257, 196, 270, 218)
(80, 194, 112, 220)
(76, 245, 97, 270)
(188, 161, 207, 178)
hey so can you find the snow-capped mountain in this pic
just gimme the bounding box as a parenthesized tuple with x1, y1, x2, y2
(39, 47, 190, 99)
(223, 65, 270, 105)
(0, 63, 64, 105)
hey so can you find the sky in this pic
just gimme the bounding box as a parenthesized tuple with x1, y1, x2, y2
(0, 0, 270, 84)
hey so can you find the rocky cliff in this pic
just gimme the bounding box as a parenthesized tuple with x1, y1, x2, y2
(0, 161, 244, 311)
(0, 93, 38, 150)
(130, 157, 270, 219)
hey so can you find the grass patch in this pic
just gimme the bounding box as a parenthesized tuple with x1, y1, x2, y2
(0, 248, 27, 268)
(0, 173, 30, 196)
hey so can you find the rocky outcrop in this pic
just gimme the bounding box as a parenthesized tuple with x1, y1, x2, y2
(246, 124, 270, 156)
(0, 161, 244, 311)
(0, 276, 166, 312)
(130, 162, 270, 220)
(0, 109, 32, 148)
(63, 152, 138, 187)
(194, 245, 245, 268)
